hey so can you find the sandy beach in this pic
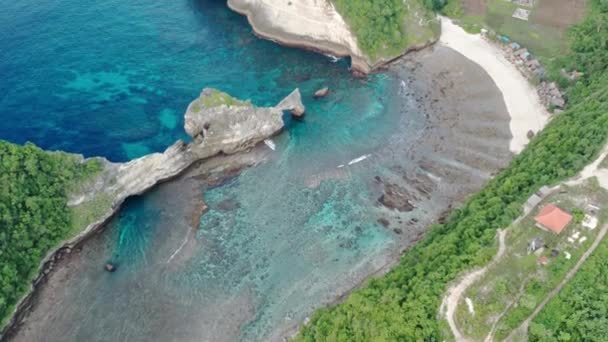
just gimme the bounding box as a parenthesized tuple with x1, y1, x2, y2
(439, 17, 550, 154)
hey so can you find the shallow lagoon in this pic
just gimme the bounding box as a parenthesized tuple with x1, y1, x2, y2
(1, 0, 513, 341)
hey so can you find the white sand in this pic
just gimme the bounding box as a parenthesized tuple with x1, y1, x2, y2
(439, 17, 549, 154)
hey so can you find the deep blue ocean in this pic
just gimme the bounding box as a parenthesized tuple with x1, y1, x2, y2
(1, 0, 418, 341)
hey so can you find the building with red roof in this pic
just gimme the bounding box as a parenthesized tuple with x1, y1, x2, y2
(534, 204, 573, 234)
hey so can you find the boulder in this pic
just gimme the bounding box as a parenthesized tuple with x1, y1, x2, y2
(105, 262, 117, 272)
(290, 106, 305, 118)
(377, 218, 390, 227)
(378, 183, 415, 212)
(527, 130, 535, 139)
(276, 88, 306, 118)
(313, 87, 330, 99)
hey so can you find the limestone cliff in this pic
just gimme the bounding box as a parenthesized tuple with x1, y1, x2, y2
(2, 88, 302, 338)
(69, 87, 294, 242)
(227, 0, 439, 74)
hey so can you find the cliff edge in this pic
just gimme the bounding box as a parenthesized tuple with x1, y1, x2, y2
(227, 0, 439, 74)
(1, 88, 302, 338)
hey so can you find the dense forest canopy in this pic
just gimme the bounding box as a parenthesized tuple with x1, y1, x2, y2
(297, 0, 608, 340)
(0, 141, 101, 326)
(530, 236, 608, 341)
(529, 2, 608, 340)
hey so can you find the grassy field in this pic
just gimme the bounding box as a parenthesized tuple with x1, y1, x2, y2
(455, 179, 608, 340)
(444, 0, 587, 60)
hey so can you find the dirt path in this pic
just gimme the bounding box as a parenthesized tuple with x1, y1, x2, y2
(505, 222, 608, 341)
(567, 143, 608, 188)
(441, 229, 507, 341)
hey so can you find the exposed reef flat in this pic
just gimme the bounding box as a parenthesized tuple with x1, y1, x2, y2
(8, 46, 519, 342)
(0, 88, 303, 339)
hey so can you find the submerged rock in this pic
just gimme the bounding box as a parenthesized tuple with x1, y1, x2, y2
(104, 262, 117, 273)
(313, 87, 330, 99)
(377, 218, 390, 227)
(378, 183, 415, 212)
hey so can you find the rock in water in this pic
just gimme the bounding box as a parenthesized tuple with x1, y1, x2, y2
(314, 87, 330, 99)
(276, 88, 306, 118)
(378, 183, 415, 212)
(104, 262, 117, 272)
(183, 88, 291, 152)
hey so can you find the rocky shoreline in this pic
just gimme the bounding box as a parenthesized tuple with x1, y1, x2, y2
(227, 0, 438, 74)
(0, 88, 304, 339)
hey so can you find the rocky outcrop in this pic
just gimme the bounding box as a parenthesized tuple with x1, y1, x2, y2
(314, 87, 330, 99)
(227, 0, 439, 74)
(226, 0, 371, 73)
(276, 88, 306, 117)
(378, 183, 416, 212)
(1, 88, 301, 338)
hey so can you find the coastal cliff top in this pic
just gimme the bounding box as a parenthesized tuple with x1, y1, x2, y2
(228, 0, 440, 73)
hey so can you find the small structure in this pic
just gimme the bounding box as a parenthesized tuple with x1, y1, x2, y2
(564, 251, 572, 260)
(527, 59, 541, 69)
(513, 8, 531, 21)
(538, 255, 549, 266)
(527, 237, 544, 253)
(524, 193, 543, 213)
(510, 42, 521, 50)
(551, 248, 560, 257)
(587, 203, 600, 214)
(534, 204, 573, 234)
(583, 214, 598, 230)
(513, 0, 535, 7)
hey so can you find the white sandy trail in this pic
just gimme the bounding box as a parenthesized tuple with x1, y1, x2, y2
(441, 229, 507, 342)
(439, 17, 549, 154)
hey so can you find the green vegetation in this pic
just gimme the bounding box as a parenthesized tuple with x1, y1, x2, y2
(443, 0, 574, 60)
(332, 0, 439, 60)
(296, 1, 608, 340)
(199, 89, 250, 108)
(69, 193, 113, 236)
(456, 181, 608, 340)
(0, 141, 101, 326)
(530, 231, 608, 341)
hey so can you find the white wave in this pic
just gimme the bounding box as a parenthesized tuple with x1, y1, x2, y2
(324, 53, 341, 63)
(264, 139, 276, 151)
(347, 154, 371, 166)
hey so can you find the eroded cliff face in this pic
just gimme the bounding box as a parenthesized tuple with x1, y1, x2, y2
(226, 0, 371, 73)
(227, 0, 439, 74)
(1, 88, 301, 338)
(71, 87, 294, 237)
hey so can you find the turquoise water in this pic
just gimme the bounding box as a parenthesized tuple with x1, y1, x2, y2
(1, 0, 421, 341)
(0, 0, 391, 162)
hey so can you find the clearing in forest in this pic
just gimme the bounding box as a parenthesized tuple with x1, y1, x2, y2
(453, 179, 608, 341)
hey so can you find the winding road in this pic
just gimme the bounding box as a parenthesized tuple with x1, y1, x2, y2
(443, 143, 608, 341)
(441, 229, 507, 342)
